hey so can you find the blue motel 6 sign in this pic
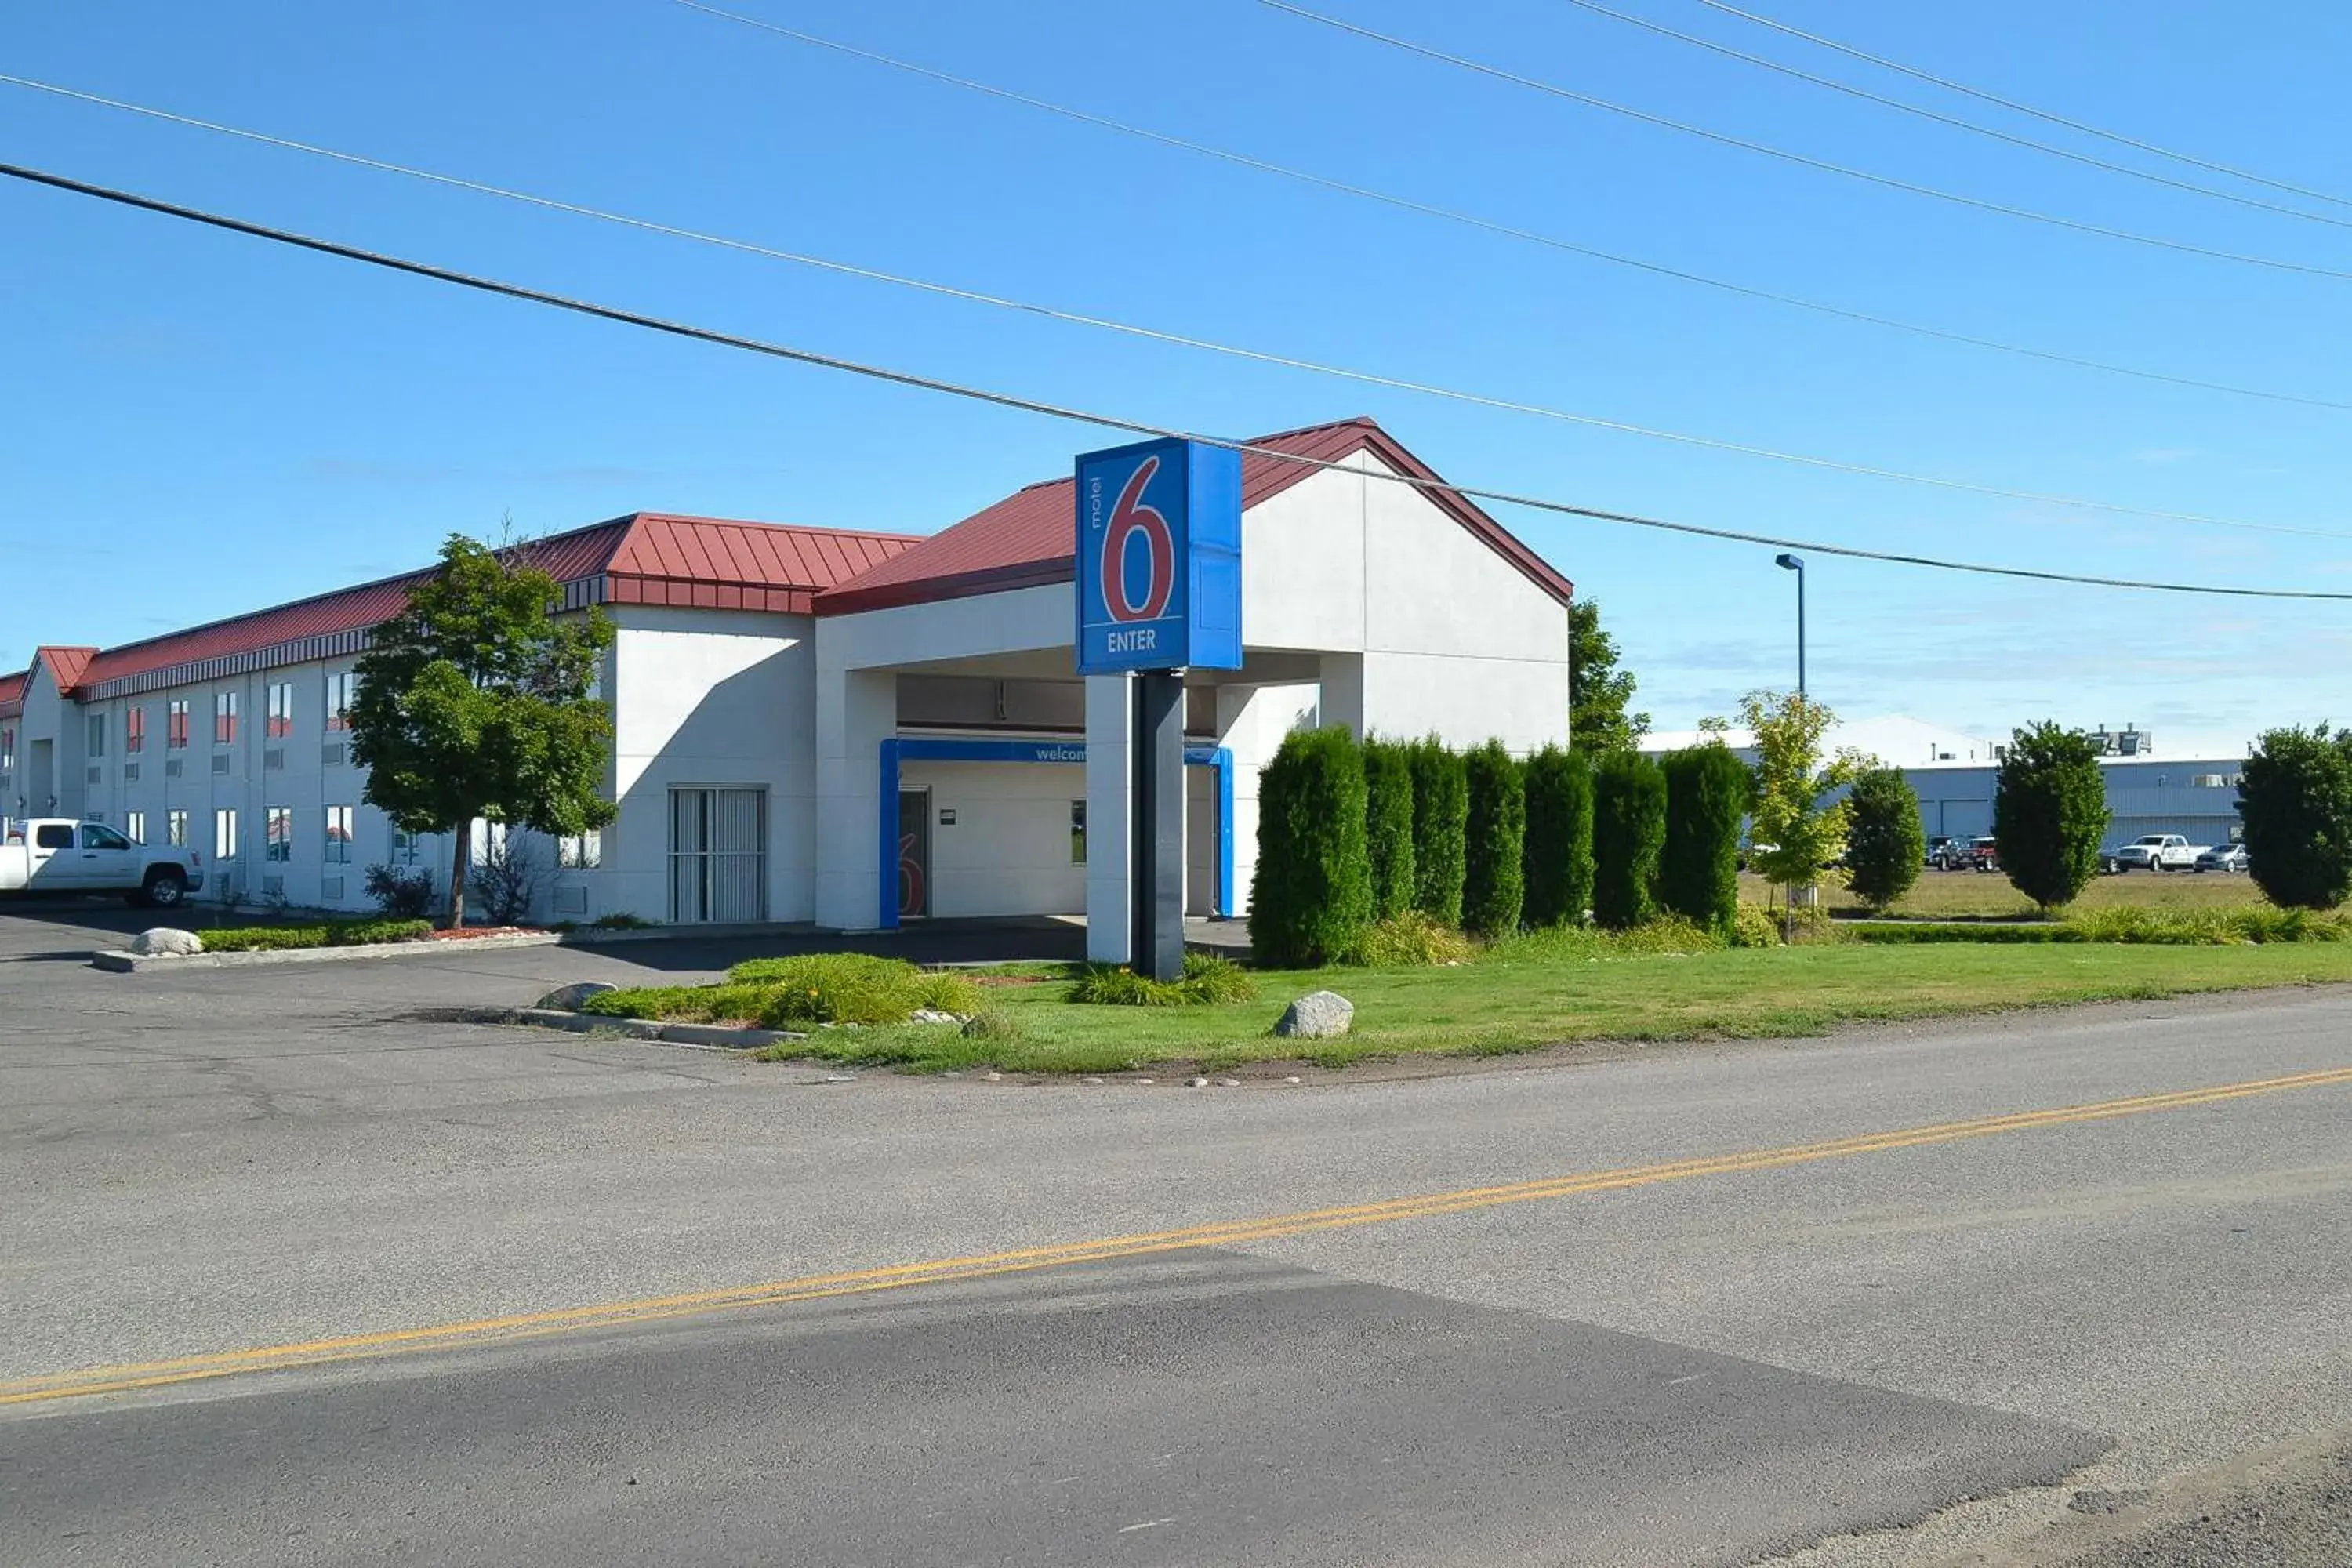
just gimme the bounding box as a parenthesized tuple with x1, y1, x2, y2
(1074, 437, 1243, 674)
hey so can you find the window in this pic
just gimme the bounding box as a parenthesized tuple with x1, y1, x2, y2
(267, 682, 294, 739)
(167, 809, 189, 848)
(325, 672, 356, 731)
(125, 706, 145, 753)
(265, 805, 292, 862)
(87, 713, 107, 759)
(325, 804, 353, 864)
(214, 691, 239, 745)
(81, 822, 131, 851)
(1070, 800, 1087, 865)
(1, 724, 13, 770)
(126, 810, 147, 844)
(215, 808, 239, 862)
(35, 822, 74, 850)
(558, 829, 602, 869)
(391, 826, 422, 865)
(167, 699, 191, 750)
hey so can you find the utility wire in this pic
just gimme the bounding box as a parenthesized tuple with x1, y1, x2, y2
(1685, 0, 2352, 213)
(7, 161, 2351, 602)
(1552, 0, 2350, 230)
(1263, 2, 2352, 281)
(672, 2, 2352, 415)
(9, 74, 2343, 544)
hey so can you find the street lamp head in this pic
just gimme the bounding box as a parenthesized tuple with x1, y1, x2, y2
(1774, 552, 1803, 572)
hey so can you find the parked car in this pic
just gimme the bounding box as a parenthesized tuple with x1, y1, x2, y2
(0, 818, 205, 906)
(1925, 835, 1961, 869)
(2194, 844, 2250, 873)
(1928, 836, 1981, 872)
(1963, 835, 2000, 873)
(2110, 833, 2208, 873)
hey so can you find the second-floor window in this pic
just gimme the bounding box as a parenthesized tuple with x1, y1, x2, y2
(325, 671, 356, 731)
(215, 691, 239, 745)
(86, 713, 106, 759)
(325, 804, 353, 864)
(267, 682, 294, 739)
(1, 724, 13, 770)
(167, 700, 190, 750)
(265, 806, 292, 862)
(125, 706, 145, 753)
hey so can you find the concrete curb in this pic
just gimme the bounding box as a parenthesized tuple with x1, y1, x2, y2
(507, 1007, 806, 1052)
(89, 925, 706, 973)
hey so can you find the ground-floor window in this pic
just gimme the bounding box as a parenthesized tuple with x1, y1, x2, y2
(265, 805, 292, 862)
(390, 826, 422, 865)
(669, 787, 766, 924)
(325, 805, 353, 863)
(126, 811, 146, 844)
(167, 809, 187, 848)
(559, 829, 602, 869)
(215, 809, 239, 862)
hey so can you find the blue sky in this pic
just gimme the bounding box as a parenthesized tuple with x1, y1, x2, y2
(6, 0, 2350, 756)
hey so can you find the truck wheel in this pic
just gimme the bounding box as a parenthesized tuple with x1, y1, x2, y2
(138, 868, 188, 909)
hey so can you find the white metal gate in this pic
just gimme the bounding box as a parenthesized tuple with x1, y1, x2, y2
(669, 787, 768, 924)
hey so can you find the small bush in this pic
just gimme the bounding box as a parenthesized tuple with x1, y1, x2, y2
(1994, 722, 2111, 911)
(2238, 726, 2352, 910)
(1406, 738, 1469, 927)
(1847, 922, 2068, 945)
(200, 919, 431, 953)
(912, 971, 984, 1014)
(1606, 914, 1726, 955)
(1730, 904, 1782, 949)
(726, 953, 938, 1025)
(1657, 744, 1748, 933)
(590, 910, 655, 929)
(1521, 745, 1595, 929)
(364, 862, 438, 920)
(1250, 727, 1374, 967)
(474, 830, 540, 926)
(1461, 740, 1526, 938)
(1362, 738, 1418, 921)
(1591, 751, 1668, 930)
(1066, 952, 1258, 1007)
(1346, 911, 1477, 967)
(1844, 767, 1927, 912)
(332, 918, 434, 946)
(960, 1010, 1030, 1044)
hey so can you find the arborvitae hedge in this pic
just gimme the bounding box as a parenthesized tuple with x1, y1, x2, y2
(1993, 721, 2110, 912)
(1249, 727, 1374, 967)
(1657, 744, 1748, 932)
(1521, 744, 1595, 927)
(1843, 765, 1926, 913)
(2238, 725, 2352, 910)
(1406, 737, 1468, 927)
(1462, 740, 1526, 937)
(1361, 737, 1418, 920)
(1591, 750, 1668, 930)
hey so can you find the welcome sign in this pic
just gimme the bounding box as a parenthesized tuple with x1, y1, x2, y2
(1074, 437, 1243, 674)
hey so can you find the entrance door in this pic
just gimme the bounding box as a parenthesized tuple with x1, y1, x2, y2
(668, 787, 768, 924)
(897, 788, 931, 920)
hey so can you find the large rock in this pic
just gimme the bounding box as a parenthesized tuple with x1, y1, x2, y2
(1274, 990, 1354, 1040)
(129, 928, 203, 957)
(537, 981, 619, 1011)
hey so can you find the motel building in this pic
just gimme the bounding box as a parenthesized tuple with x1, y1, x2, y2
(0, 418, 1573, 960)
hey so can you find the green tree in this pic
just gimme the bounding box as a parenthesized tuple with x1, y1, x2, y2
(1521, 744, 1595, 928)
(2238, 725, 2352, 909)
(1570, 597, 1650, 752)
(1406, 738, 1469, 927)
(1249, 727, 1374, 967)
(352, 535, 617, 928)
(1657, 743, 1748, 932)
(1843, 765, 1926, 913)
(1461, 740, 1526, 937)
(1992, 722, 2111, 912)
(1740, 690, 1857, 909)
(1590, 750, 1668, 929)
(1361, 738, 1417, 920)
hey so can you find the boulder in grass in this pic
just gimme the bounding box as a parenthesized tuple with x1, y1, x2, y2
(537, 981, 619, 1011)
(130, 928, 203, 957)
(1274, 990, 1354, 1040)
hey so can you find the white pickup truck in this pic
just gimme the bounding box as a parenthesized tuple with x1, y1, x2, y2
(0, 818, 205, 907)
(2109, 833, 2209, 873)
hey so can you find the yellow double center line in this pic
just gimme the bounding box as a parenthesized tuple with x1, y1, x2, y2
(9, 1064, 2350, 1409)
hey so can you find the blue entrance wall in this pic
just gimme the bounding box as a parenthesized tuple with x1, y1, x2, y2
(877, 736, 1233, 930)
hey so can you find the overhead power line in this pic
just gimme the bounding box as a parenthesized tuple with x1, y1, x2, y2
(9, 74, 2343, 545)
(1553, 0, 2350, 230)
(672, 2, 2352, 415)
(1261, 2, 2352, 281)
(6, 159, 2350, 603)
(1685, 0, 2352, 213)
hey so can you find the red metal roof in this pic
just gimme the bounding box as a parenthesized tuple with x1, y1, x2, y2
(814, 417, 1573, 616)
(0, 670, 24, 718)
(37, 647, 100, 691)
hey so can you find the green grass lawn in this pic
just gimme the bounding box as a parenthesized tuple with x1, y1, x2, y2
(1744, 868, 2291, 920)
(765, 941, 2352, 1076)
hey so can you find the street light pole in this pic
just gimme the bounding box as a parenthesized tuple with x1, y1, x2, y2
(1774, 552, 1806, 699)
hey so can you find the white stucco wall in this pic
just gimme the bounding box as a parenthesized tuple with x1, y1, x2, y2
(898, 760, 1088, 920)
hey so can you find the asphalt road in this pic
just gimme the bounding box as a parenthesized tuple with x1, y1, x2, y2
(5, 904, 2351, 1565)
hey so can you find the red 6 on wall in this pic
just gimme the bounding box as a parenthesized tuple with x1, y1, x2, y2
(1102, 455, 1175, 622)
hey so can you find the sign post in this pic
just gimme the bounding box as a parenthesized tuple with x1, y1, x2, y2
(1076, 437, 1242, 982)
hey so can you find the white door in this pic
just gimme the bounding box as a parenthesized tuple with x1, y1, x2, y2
(78, 822, 140, 890)
(25, 821, 78, 888)
(669, 787, 768, 924)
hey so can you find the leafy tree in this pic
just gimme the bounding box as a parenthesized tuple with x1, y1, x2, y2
(1843, 766, 1926, 913)
(1740, 690, 1857, 909)
(1590, 750, 1668, 929)
(1249, 727, 1373, 967)
(1570, 597, 1650, 752)
(1657, 743, 1748, 932)
(353, 535, 617, 928)
(2238, 725, 2352, 909)
(1521, 744, 1595, 927)
(1461, 740, 1526, 937)
(1406, 738, 1468, 927)
(1361, 738, 1417, 920)
(1992, 721, 2111, 912)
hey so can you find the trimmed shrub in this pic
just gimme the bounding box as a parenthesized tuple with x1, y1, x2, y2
(1657, 744, 1748, 933)
(2238, 725, 2352, 910)
(1249, 727, 1374, 967)
(1461, 741, 1526, 938)
(1406, 738, 1469, 927)
(364, 862, 437, 919)
(1590, 750, 1668, 930)
(1994, 722, 2111, 911)
(1843, 766, 1927, 912)
(1361, 738, 1418, 920)
(1346, 911, 1478, 967)
(200, 919, 432, 953)
(1730, 903, 1782, 949)
(1521, 745, 1595, 928)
